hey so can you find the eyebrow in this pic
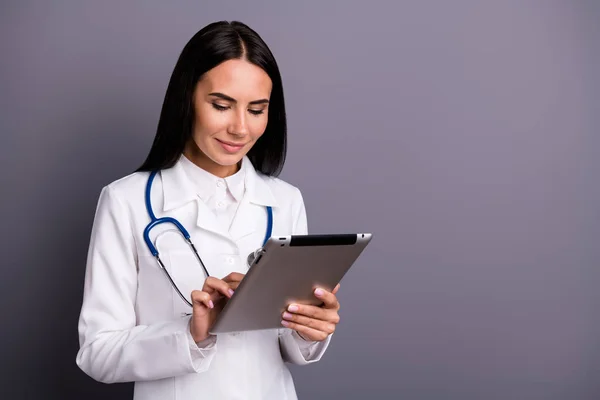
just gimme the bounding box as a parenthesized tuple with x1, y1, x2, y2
(208, 92, 269, 105)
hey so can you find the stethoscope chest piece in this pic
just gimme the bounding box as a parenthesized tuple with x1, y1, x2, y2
(246, 247, 266, 268)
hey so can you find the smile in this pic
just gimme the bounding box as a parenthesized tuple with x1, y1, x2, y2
(216, 138, 246, 153)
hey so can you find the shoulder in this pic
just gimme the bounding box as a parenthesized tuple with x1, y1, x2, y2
(257, 174, 308, 232)
(257, 173, 304, 205)
(98, 170, 152, 205)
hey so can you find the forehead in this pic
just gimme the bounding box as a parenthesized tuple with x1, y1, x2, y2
(197, 59, 272, 98)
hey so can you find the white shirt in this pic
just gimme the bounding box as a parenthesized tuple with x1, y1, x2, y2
(75, 155, 331, 400)
(179, 154, 245, 230)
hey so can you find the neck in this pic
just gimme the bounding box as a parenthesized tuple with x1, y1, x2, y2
(183, 145, 240, 178)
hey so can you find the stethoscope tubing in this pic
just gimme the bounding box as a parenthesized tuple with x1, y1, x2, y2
(141, 170, 273, 309)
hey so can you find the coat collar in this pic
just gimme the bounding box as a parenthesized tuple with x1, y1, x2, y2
(160, 155, 278, 213)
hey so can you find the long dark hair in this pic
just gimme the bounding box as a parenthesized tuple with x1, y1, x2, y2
(136, 21, 287, 176)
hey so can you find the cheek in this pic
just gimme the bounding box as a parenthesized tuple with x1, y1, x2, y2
(249, 116, 269, 140)
(193, 108, 228, 139)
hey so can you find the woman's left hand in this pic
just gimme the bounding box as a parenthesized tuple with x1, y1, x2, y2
(281, 284, 341, 342)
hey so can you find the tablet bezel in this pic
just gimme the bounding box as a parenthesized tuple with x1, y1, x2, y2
(209, 233, 372, 334)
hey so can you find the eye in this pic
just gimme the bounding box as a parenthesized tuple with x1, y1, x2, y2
(249, 109, 265, 116)
(212, 103, 229, 111)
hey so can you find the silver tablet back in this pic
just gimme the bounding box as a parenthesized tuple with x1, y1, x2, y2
(210, 233, 372, 334)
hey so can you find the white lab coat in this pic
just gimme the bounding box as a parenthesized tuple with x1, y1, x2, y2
(76, 155, 331, 399)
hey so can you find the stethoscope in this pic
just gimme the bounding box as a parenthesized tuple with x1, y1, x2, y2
(142, 170, 273, 308)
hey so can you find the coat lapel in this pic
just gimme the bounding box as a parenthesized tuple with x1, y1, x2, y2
(229, 157, 279, 243)
(160, 155, 279, 244)
(160, 156, 227, 240)
(194, 198, 228, 239)
(229, 197, 258, 241)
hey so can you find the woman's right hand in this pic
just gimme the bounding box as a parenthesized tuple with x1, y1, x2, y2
(189, 273, 245, 342)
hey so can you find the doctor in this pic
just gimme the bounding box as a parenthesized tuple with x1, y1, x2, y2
(76, 21, 341, 399)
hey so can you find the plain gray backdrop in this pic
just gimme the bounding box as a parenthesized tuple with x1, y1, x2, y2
(1, 1, 599, 399)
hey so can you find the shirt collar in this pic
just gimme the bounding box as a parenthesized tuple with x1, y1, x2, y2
(242, 156, 279, 208)
(160, 154, 278, 212)
(179, 154, 222, 201)
(224, 159, 246, 202)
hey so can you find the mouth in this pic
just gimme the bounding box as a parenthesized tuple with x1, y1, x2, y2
(216, 138, 246, 153)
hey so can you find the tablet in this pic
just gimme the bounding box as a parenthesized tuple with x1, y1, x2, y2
(209, 233, 372, 334)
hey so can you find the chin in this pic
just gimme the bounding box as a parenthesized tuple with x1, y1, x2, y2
(209, 152, 245, 167)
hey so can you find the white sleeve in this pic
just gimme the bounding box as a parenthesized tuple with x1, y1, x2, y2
(278, 187, 332, 365)
(75, 185, 217, 383)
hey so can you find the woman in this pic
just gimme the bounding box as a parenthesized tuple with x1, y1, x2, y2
(76, 21, 341, 399)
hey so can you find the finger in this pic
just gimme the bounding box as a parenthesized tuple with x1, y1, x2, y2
(223, 272, 245, 283)
(280, 320, 331, 342)
(282, 311, 338, 333)
(286, 303, 340, 324)
(202, 277, 235, 298)
(332, 283, 340, 295)
(201, 290, 226, 308)
(227, 280, 242, 291)
(209, 290, 226, 304)
(313, 287, 340, 310)
(190, 290, 214, 309)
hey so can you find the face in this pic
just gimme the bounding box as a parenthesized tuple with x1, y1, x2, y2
(184, 58, 273, 177)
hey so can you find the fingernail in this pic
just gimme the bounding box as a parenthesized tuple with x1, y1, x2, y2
(315, 288, 324, 297)
(209, 300, 214, 309)
(283, 312, 293, 319)
(228, 289, 234, 296)
(281, 320, 290, 327)
(288, 305, 298, 312)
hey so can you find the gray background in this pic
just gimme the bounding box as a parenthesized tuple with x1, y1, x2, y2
(1, 0, 599, 399)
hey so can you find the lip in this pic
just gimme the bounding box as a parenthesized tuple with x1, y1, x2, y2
(216, 138, 246, 153)
(216, 139, 245, 147)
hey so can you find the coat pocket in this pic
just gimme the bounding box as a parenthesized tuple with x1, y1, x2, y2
(136, 254, 175, 322)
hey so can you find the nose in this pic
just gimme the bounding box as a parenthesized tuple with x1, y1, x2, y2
(228, 108, 249, 137)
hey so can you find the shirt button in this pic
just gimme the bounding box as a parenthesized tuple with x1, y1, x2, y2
(227, 257, 235, 265)
(217, 180, 225, 188)
(217, 201, 225, 208)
